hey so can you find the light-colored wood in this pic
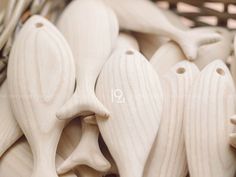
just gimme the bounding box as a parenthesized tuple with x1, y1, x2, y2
(57, 118, 118, 177)
(116, 33, 139, 51)
(103, 0, 221, 60)
(230, 35, 236, 86)
(56, 0, 118, 120)
(150, 41, 185, 75)
(57, 117, 111, 174)
(7, 15, 75, 177)
(0, 81, 22, 157)
(185, 60, 236, 177)
(96, 48, 163, 177)
(150, 27, 231, 74)
(133, 33, 169, 59)
(192, 27, 232, 69)
(144, 61, 199, 177)
(0, 137, 77, 177)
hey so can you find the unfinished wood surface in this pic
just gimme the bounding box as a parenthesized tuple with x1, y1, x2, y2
(96, 48, 163, 177)
(57, 0, 118, 119)
(57, 118, 117, 177)
(116, 33, 139, 51)
(57, 117, 111, 174)
(103, 0, 221, 60)
(0, 81, 22, 157)
(7, 15, 75, 177)
(192, 27, 232, 69)
(144, 61, 199, 177)
(0, 137, 77, 177)
(185, 60, 236, 177)
(150, 41, 186, 75)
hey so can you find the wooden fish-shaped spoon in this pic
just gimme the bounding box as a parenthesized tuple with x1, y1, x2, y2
(0, 81, 22, 157)
(0, 137, 77, 177)
(185, 60, 236, 177)
(144, 61, 199, 177)
(7, 15, 75, 177)
(96, 48, 163, 177)
(103, 0, 221, 60)
(56, 0, 119, 120)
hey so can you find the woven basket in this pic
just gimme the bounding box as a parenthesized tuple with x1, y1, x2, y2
(153, 0, 236, 30)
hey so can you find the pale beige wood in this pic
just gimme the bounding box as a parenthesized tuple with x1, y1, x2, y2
(150, 27, 231, 74)
(103, 0, 221, 60)
(192, 27, 232, 69)
(133, 33, 169, 59)
(7, 15, 75, 177)
(150, 41, 185, 75)
(96, 48, 163, 177)
(57, 117, 111, 174)
(0, 81, 23, 157)
(57, 118, 118, 177)
(116, 33, 139, 51)
(230, 36, 236, 86)
(185, 60, 236, 177)
(56, 0, 118, 120)
(0, 137, 77, 177)
(144, 61, 199, 177)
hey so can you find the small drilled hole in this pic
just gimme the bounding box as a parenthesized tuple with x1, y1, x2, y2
(35, 22, 43, 28)
(126, 50, 134, 55)
(176, 67, 186, 74)
(216, 68, 225, 76)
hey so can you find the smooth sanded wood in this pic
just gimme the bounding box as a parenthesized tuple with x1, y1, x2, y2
(144, 61, 199, 177)
(0, 81, 22, 157)
(185, 60, 236, 177)
(7, 15, 75, 177)
(96, 48, 163, 177)
(0, 137, 77, 177)
(57, 0, 118, 119)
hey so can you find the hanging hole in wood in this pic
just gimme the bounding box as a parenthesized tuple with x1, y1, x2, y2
(176, 67, 186, 74)
(216, 68, 225, 76)
(35, 22, 43, 28)
(126, 50, 134, 55)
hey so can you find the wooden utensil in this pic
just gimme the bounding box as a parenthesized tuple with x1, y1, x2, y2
(144, 61, 199, 177)
(0, 137, 77, 177)
(96, 48, 163, 177)
(56, 0, 119, 120)
(0, 81, 22, 157)
(185, 60, 236, 177)
(57, 117, 111, 174)
(7, 15, 75, 177)
(103, 0, 221, 60)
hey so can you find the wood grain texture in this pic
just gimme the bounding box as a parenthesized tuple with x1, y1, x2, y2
(150, 41, 186, 75)
(7, 15, 75, 177)
(57, 0, 118, 119)
(103, 0, 221, 60)
(144, 61, 199, 177)
(96, 48, 163, 177)
(0, 81, 22, 157)
(57, 118, 117, 177)
(0, 137, 77, 177)
(185, 60, 236, 177)
(57, 118, 111, 174)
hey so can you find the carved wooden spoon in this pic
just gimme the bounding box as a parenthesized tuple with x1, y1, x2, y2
(96, 48, 163, 177)
(7, 15, 75, 177)
(56, 0, 119, 120)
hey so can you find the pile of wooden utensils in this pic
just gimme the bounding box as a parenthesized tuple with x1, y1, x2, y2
(1, 0, 236, 177)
